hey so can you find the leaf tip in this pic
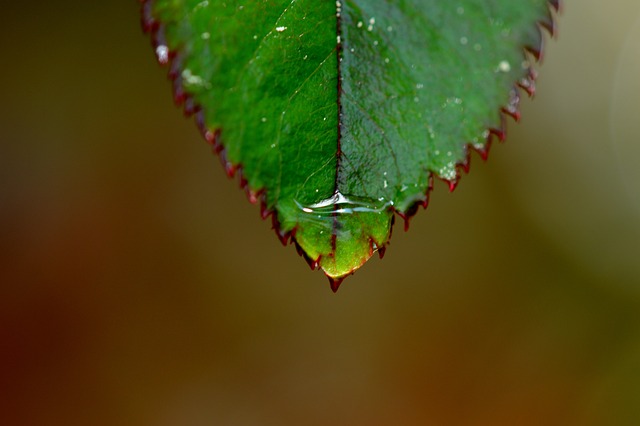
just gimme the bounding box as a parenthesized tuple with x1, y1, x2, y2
(328, 276, 345, 293)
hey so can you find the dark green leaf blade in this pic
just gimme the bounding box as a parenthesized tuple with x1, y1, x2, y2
(142, 0, 557, 287)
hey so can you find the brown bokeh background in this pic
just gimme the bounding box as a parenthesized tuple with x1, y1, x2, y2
(1, 1, 639, 425)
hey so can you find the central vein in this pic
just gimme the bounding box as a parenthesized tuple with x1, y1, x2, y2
(332, 0, 345, 252)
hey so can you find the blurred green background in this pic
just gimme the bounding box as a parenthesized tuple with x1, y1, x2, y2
(1, 1, 639, 425)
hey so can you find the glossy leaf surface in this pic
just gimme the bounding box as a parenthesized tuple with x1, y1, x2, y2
(142, 0, 558, 289)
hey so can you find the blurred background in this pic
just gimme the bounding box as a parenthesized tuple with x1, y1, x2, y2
(1, 1, 639, 424)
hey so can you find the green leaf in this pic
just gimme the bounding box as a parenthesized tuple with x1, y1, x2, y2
(142, 0, 558, 290)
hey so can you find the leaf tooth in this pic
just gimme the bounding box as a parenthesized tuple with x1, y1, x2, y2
(196, 112, 224, 153)
(183, 98, 201, 117)
(441, 177, 459, 193)
(259, 196, 273, 220)
(368, 237, 388, 260)
(214, 149, 236, 178)
(328, 276, 346, 293)
(236, 168, 247, 190)
(501, 107, 521, 123)
(518, 73, 537, 98)
(393, 178, 432, 232)
(458, 155, 471, 175)
(245, 190, 259, 205)
(377, 245, 387, 260)
(489, 113, 508, 142)
(525, 1, 561, 63)
(538, 16, 556, 39)
(140, 0, 158, 34)
(145, 11, 173, 66)
(394, 209, 414, 232)
(502, 87, 522, 122)
(524, 41, 544, 62)
(471, 139, 492, 162)
(168, 59, 185, 104)
(294, 242, 321, 271)
(544, 0, 562, 35)
(271, 214, 293, 247)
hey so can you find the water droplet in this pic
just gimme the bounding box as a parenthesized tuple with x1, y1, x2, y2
(181, 69, 210, 89)
(497, 60, 511, 73)
(276, 26, 287, 32)
(194, 0, 209, 12)
(428, 126, 436, 140)
(295, 192, 393, 230)
(155, 45, 169, 64)
(438, 162, 457, 181)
